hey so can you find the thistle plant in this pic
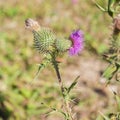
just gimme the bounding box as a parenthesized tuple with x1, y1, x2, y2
(25, 18, 84, 120)
(93, 0, 120, 83)
(93, 0, 120, 119)
(102, 14, 120, 83)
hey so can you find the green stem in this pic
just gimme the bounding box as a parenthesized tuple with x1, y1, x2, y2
(50, 53, 74, 120)
(50, 52, 64, 93)
(65, 100, 74, 120)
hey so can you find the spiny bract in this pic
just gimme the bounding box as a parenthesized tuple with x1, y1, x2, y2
(55, 38, 72, 52)
(33, 28, 56, 54)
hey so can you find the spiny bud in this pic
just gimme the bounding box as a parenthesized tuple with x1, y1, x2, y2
(33, 28, 56, 53)
(55, 38, 72, 52)
(25, 18, 56, 54)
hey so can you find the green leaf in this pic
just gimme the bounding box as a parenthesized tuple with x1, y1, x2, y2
(102, 64, 117, 83)
(34, 54, 51, 80)
(114, 92, 120, 111)
(20, 88, 32, 98)
(99, 111, 110, 120)
(93, 1, 106, 12)
(67, 76, 80, 94)
(108, 0, 115, 17)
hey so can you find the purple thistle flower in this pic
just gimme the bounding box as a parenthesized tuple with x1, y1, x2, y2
(71, 0, 78, 4)
(69, 30, 84, 55)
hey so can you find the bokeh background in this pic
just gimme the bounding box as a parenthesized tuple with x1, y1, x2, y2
(0, 0, 119, 120)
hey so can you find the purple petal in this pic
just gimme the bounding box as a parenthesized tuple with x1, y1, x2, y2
(69, 30, 84, 55)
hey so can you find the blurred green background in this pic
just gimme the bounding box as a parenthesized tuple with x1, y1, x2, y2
(0, 0, 119, 120)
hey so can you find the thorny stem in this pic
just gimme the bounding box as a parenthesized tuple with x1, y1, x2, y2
(65, 100, 74, 120)
(50, 52, 64, 93)
(55, 65, 74, 120)
(55, 64, 62, 83)
(51, 53, 74, 120)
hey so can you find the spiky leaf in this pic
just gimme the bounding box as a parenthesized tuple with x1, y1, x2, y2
(102, 64, 117, 83)
(67, 76, 80, 94)
(108, 0, 114, 17)
(34, 54, 52, 79)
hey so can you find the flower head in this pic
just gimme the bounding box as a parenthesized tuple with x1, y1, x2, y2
(71, 0, 78, 4)
(69, 30, 84, 55)
(25, 18, 40, 31)
(25, 18, 56, 54)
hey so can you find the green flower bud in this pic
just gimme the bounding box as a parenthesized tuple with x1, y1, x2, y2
(55, 38, 72, 52)
(33, 28, 56, 53)
(25, 19, 56, 54)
